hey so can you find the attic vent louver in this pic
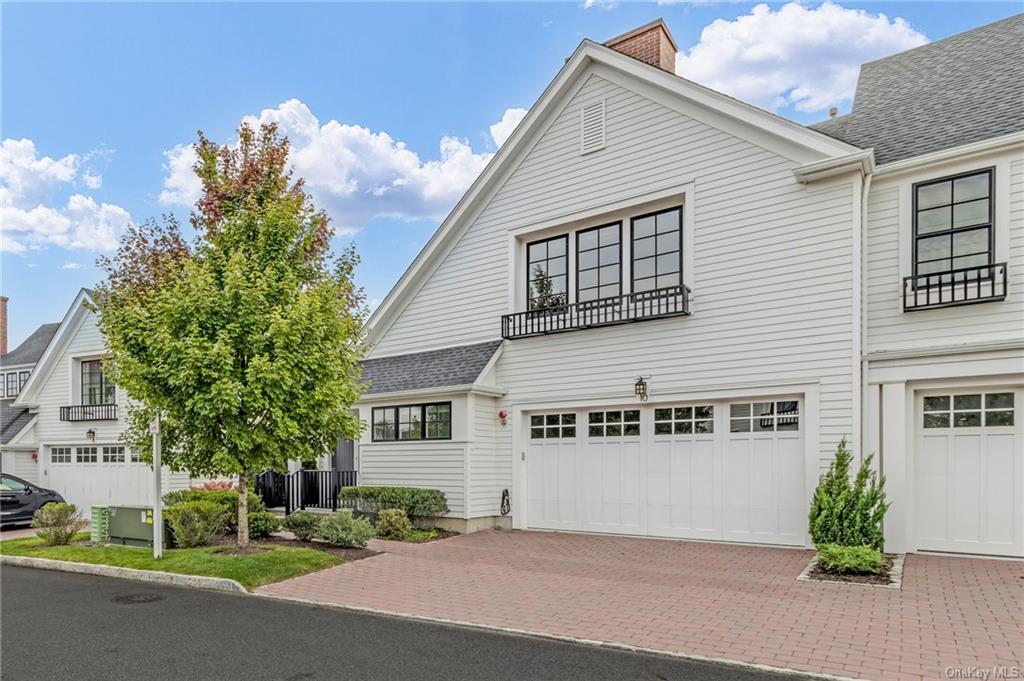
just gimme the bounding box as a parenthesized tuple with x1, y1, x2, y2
(580, 101, 605, 154)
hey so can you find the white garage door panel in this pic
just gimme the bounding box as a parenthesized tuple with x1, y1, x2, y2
(915, 389, 1022, 557)
(527, 399, 805, 546)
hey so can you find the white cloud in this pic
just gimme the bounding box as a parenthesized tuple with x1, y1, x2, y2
(489, 108, 528, 147)
(0, 139, 132, 253)
(81, 171, 103, 189)
(158, 144, 202, 206)
(675, 2, 927, 113)
(160, 98, 517, 233)
(60, 262, 82, 270)
(582, 0, 618, 9)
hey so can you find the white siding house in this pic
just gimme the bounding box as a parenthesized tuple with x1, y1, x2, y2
(6, 289, 191, 511)
(351, 17, 1023, 557)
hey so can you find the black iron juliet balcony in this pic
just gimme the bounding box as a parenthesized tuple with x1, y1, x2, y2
(903, 262, 1007, 311)
(60, 404, 118, 422)
(501, 285, 691, 340)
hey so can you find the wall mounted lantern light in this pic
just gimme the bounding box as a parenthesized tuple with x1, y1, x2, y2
(86, 429, 96, 442)
(634, 376, 649, 402)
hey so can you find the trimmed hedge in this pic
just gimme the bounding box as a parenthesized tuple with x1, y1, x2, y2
(162, 488, 265, 531)
(816, 544, 884, 574)
(282, 511, 321, 542)
(165, 500, 228, 548)
(315, 510, 375, 548)
(376, 508, 413, 540)
(248, 511, 282, 539)
(340, 486, 448, 519)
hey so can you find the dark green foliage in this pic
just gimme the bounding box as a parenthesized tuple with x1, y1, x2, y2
(165, 500, 228, 548)
(247, 511, 281, 539)
(162, 489, 265, 531)
(282, 511, 321, 542)
(340, 486, 449, 519)
(376, 508, 413, 540)
(315, 510, 374, 548)
(32, 503, 88, 546)
(815, 544, 884, 574)
(809, 438, 889, 550)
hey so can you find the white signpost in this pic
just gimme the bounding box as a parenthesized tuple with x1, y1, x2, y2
(150, 416, 163, 559)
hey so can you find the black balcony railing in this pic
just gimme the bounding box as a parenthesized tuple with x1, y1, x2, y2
(903, 262, 1007, 311)
(59, 404, 118, 422)
(501, 285, 691, 340)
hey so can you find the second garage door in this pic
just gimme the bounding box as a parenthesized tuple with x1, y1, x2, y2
(526, 399, 806, 546)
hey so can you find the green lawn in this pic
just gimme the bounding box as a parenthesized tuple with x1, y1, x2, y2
(0, 534, 340, 590)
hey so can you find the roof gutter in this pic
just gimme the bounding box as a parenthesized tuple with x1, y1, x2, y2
(356, 383, 507, 403)
(792, 149, 875, 184)
(873, 131, 1024, 178)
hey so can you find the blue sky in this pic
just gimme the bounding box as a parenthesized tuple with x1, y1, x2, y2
(1, 1, 1019, 346)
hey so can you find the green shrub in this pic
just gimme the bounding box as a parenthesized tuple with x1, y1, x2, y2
(340, 486, 448, 519)
(315, 510, 375, 548)
(376, 508, 413, 540)
(165, 500, 228, 548)
(161, 488, 265, 531)
(816, 544, 884, 574)
(32, 503, 87, 546)
(809, 438, 889, 551)
(282, 511, 321, 542)
(248, 511, 281, 539)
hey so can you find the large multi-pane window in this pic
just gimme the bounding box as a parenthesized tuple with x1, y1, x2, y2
(5, 373, 18, 398)
(914, 169, 993, 281)
(576, 223, 621, 302)
(372, 403, 451, 442)
(526, 235, 568, 309)
(631, 207, 682, 293)
(81, 360, 115, 405)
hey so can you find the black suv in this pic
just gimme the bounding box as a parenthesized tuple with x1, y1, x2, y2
(0, 474, 65, 527)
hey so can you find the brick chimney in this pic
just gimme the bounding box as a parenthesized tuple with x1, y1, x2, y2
(0, 296, 7, 357)
(604, 19, 678, 73)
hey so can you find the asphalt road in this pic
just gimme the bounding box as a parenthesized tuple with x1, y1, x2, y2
(1, 567, 813, 681)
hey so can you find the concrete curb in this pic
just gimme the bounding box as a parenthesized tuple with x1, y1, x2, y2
(0, 555, 247, 593)
(254, 591, 861, 681)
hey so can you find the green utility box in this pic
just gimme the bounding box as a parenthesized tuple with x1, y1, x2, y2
(107, 506, 172, 548)
(90, 506, 110, 543)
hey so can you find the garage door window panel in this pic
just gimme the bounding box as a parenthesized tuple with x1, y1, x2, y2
(102, 446, 126, 463)
(530, 413, 576, 439)
(923, 392, 1014, 428)
(654, 406, 714, 435)
(730, 401, 799, 433)
(77, 446, 98, 463)
(51, 447, 72, 464)
(588, 410, 640, 437)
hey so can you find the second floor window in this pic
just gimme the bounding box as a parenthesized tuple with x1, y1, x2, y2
(914, 169, 993, 281)
(632, 207, 682, 293)
(5, 373, 18, 398)
(576, 223, 621, 302)
(81, 360, 115, 405)
(527, 235, 568, 309)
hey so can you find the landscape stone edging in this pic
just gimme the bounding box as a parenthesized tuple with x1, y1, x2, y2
(0, 554, 247, 593)
(796, 552, 906, 589)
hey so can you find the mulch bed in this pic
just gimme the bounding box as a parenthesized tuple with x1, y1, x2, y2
(807, 553, 897, 586)
(258, 535, 379, 562)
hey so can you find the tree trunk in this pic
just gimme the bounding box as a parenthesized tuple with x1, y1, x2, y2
(237, 469, 250, 547)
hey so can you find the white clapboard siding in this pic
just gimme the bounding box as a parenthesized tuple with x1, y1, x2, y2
(468, 395, 513, 517)
(865, 154, 1024, 353)
(371, 72, 857, 473)
(357, 441, 467, 517)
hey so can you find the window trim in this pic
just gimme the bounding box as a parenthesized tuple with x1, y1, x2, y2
(575, 221, 622, 303)
(911, 168, 994, 282)
(371, 401, 452, 443)
(525, 234, 569, 309)
(630, 206, 683, 294)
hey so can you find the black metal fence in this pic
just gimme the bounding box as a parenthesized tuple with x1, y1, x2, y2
(903, 262, 1007, 311)
(501, 285, 691, 339)
(255, 469, 358, 515)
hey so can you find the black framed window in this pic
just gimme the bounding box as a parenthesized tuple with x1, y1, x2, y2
(81, 360, 115, 405)
(914, 169, 993, 282)
(372, 402, 452, 442)
(576, 223, 621, 302)
(6, 373, 18, 398)
(18, 371, 29, 390)
(526, 235, 568, 309)
(632, 207, 682, 293)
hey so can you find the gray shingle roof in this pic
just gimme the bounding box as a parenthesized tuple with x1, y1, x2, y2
(0, 322, 59, 368)
(1, 399, 34, 445)
(810, 14, 1024, 165)
(361, 340, 503, 395)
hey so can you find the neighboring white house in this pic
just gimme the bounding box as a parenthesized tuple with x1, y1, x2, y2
(2, 289, 192, 509)
(350, 17, 1023, 557)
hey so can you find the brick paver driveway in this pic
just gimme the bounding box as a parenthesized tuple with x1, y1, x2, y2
(257, 530, 1023, 681)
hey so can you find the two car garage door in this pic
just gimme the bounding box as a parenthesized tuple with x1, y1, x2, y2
(526, 399, 806, 546)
